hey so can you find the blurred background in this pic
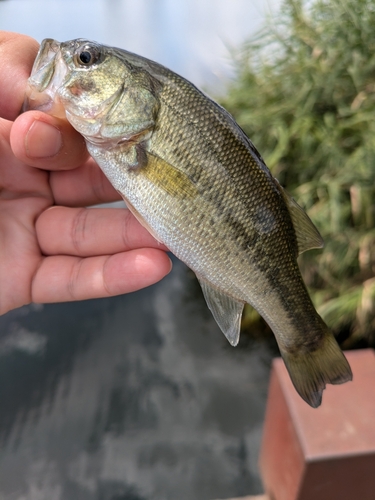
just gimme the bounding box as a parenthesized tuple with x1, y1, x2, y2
(1, 0, 375, 499)
(0, 1, 279, 500)
(0, 0, 279, 90)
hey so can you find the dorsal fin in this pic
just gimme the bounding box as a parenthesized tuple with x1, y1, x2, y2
(280, 187, 324, 255)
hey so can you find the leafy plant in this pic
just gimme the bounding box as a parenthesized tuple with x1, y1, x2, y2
(220, 0, 375, 345)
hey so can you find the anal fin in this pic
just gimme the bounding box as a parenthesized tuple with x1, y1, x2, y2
(198, 278, 244, 346)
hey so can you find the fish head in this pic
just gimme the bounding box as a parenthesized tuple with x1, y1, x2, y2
(25, 38, 159, 145)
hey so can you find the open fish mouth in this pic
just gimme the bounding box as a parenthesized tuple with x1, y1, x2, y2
(24, 39, 68, 116)
(29, 38, 61, 92)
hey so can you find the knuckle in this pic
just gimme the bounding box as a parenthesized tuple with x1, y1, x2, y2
(120, 209, 133, 249)
(71, 208, 89, 254)
(67, 258, 83, 300)
(102, 256, 113, 296)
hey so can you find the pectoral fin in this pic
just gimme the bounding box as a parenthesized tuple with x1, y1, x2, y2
(280, 187, 324, 254)
(198, 278, 244, 346)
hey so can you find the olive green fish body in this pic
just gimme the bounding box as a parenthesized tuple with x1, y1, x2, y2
(26, 39, 352, 407)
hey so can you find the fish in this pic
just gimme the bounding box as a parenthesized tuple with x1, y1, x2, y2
(25, 38, 352, 407)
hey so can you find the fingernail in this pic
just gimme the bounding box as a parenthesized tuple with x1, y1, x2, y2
(167, 256, 173, 274)
(25, 120, 62, 158)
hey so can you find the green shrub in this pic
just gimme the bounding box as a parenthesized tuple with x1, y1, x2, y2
(220, 0, 375, 345)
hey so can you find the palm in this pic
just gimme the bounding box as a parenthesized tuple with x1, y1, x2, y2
(0, 32, 171, 316)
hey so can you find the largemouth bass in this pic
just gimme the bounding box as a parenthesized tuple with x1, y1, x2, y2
(25, 39, 352, 407)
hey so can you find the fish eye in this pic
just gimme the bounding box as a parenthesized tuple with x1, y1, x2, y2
(75, 44, 101, 67)
(79, 51, 92, 64)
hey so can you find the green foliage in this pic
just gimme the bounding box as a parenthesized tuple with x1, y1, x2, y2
(221, 0, 375, 344)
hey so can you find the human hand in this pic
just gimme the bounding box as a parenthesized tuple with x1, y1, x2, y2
(0, 31, 172, 316)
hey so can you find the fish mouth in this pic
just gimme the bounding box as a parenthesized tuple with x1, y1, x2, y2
(24, 38, 68, 117)
(29, 38, 61, 92)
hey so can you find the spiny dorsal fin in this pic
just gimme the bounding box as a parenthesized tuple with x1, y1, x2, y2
(197, 277, 245, 346)
(281, 187, 324, 255)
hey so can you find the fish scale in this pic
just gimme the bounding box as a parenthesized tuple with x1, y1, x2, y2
(26, 38, 352, 407)
(150, 97, 293, 283)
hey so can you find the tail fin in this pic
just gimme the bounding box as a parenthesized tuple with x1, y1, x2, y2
(280, 332, 352, 408)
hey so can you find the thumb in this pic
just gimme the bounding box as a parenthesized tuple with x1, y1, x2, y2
(10, 111, 89, 170)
